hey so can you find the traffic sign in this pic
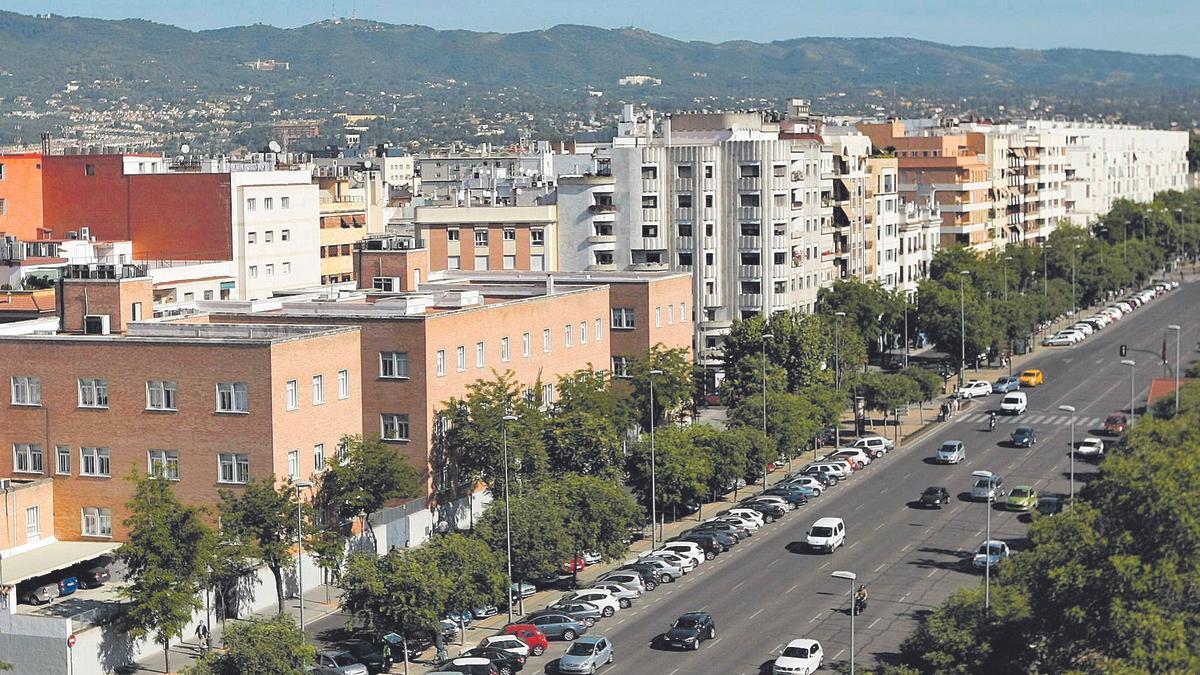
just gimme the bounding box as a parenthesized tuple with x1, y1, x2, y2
(67, 634, 76, 648)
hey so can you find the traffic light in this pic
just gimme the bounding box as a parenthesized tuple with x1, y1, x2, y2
(1120, 344, 1128, 358)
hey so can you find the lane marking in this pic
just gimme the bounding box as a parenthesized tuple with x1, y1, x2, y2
(786, 583, 799, 594)
(749, 608, 764, 619)
(834, 649, 846, 659)
(819, 562, 831, 570)
(874, 563, 886, 572)
(869, 618, 881, 629)
(927, 569, 937, 578)
(810, 614, 822, 623)
(731, 581, 745, 591)
(768, 559, 780, 568)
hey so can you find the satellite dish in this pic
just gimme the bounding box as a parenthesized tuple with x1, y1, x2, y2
(268, 140, 282, 153)
(352, 171, 365, 183)
(362, 160, 373, 170)
(180, 143, 190, 154)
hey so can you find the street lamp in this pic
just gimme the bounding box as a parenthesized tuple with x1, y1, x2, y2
(1168, 325, 1182, 415)
(1003, 255, 1013, 302)
(831, 570, 858, 675)
(958, 270, 970, 384)
(762, 332, 776, 480)
(971, 470, 994, 612)
(501, 414, 518, 623)
(1175, 209, 1184, 273)
(1121, 359, 1136, 421)
(1097, 227, 1107, 273)
(1058, 405, 1076, 508)
(833, 313, 846, 450)
(649, 369, 664, 549)
(902, 293, 910, 369)
(293, 479, 314, 631)
(1071, 243, 1081, 316)
(1042, 244, 1051, 297)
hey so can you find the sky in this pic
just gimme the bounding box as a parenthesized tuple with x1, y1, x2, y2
(4, 0, 1200, 57)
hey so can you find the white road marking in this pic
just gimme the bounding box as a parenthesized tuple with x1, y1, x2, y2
(900, 592, 911, 602)
(772, 643, 784, 654)
(874, 563, 886, 572)
(975, 529, 983, 536)
(927, 569, 937, 578)
(849, 542, 860, 549)
(834, 649, 846, 659)
(768, 559, 780, 567)
(869, 618, 881, 629)
(810, 614, 822, 623)
(901, 543, 912, 551)
(708, 637, 722, 647)
(786, 584, 799, 594)
(874, 523, 885, 531)
(731, 581, 745, 591)
(749, 608, 764, 619)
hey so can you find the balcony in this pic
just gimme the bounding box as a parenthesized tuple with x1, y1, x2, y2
(738, 264, 762, 278)
(737, 235, 762, 250)
(641, 208, 660, 222)
(588, 203, 618, 214)
(641, 178, 660, 193)
(736, 206, 762, 221)
(587, 234, 616, 244)
(676, 207, 695, 222)
(674, 178, 694, 192)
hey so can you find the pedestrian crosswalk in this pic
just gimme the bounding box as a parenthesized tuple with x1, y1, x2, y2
(959, 412, 1105, 428)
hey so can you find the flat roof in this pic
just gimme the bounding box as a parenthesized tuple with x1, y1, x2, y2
(1, 541, 120, 585)
(0, 323, 358, 345)
(440, 269, 691, 284)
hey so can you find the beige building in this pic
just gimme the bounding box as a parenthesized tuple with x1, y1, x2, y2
(415, 205, 558, 273)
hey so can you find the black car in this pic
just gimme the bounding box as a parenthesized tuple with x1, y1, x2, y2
(343, 639, 392, 674)
(462, 646, 526, 675)
(692, 520, 750, 540)
(675, 532, 730, 555)
(918, 486, 951, 508)
(663, 611, 717, 650)
(741, 501, 788, 521)
(74, 564, 111, 589)
(1010, 426, 1037, 448)
(617, 562, 663, 585)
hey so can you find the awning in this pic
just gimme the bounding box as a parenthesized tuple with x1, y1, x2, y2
(836, 202, 857, 221)
(352, 214, 366, 228)
(220, 281, 236, 290)
(0, 541, 120, 586)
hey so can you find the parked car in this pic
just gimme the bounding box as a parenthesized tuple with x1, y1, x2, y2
(581, 551, 603, 566)
(805, 517, 846, 553)
(773, 638, 824, 675)
(783, 475, 827, 494)
(691, 520, 749, 541)
(716, 507, 766, 525)
(559, 589, 620, 617)
(1044, 333, 1076, 347)
(918, 486, 951, 508)
(830, 448, 873, 468)
(766, 481, 819, 498)
(956, 380, 993, 399)
(74, 564, 111, 589)
(971, 474, 1005, 502)
(999, 392, 1028, 415)
(804, 462, 851, 479)
(57, 576, 79, 597)
(461, 647, 525, 675)
(589, 583, 639, 608)
(433, 657, 500, 675)
(470, 604, 499, 620)
(511, 582, 537, 600)
(559, 556, 587, 575)
(597, 570, 651, 593)
(937, 440, 966, 464)
(343, 639, 392, 675)
(972, 540, 1011, 570)
(800, 466, 839, 486)
(1019, 369, 1045, 387)
(315, 650, 369, 675)
(851, 435, 894, 458)
(557, 636, 614, 674)
(642, 550, 698, 573)
(1103, 414, 1129, 435)
(662, 611, 716, 650)
(742, 500, 789, 521)
(758, 488, 810, 508)
(1006, 485, 1038, 511)
(1010, 426, 1037, 448)
(522, 613, 587, 641)
(18, 582, 57, 605)
(497, 625, 548, 656)
(479, 635, 533, 658)
(675, 532, 731, 556)
(657, 541, 709, 564)
(546, 601, 604, 627)
(1077, 437, 1105, 457)
(992, 376, 1021, 393)
(711, 515, 761, 533)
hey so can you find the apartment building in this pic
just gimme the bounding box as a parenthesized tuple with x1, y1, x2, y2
(825, 130, 872, 281)
(866, 156, 902, 288)
(896, 196, 943, 295)
(415, 205, 558, 273)
(416, 146, 554, 205)
(314, 164, 388, 285)
(232, 170, 321, 300)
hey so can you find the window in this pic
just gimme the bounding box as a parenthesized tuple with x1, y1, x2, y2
(264, 197, 274, 210)
(11, 376, 41, 406)
(80, 447, 110, 477)
(447, 228, 460, 241)
(531, 229, 545, 245)
(381, 413, 410, 441)
(247, 198, 256, 211)
(740, 222, 760, 236)
(281, 229, 290, 242)
(641, 165, 658, 180)
(476, 341, 486, 368)
(0, 198, 5, 215)
(265, 230, 274, 243)
(146, 380, 177, 410)
(380, 352, 410, 379)
(501, 337, 511, 362)
(286, 380, 298, 410)
(739, 193, 760, 207)
(475, 255, 489, 270)
(338, 369, 349, 399)
(679, 252, 693, 266)
(530, 255, 544, 271)
(656, 307, 663, 327)
(84, 163, 96, 176)
(78, 378, 109, 408)
(217, 382, 249, 413)
(447, 256, 461, 270)
(265, 264, 274, 276)
(543, 328, 552, 353)
(612, 308, 636, 329)
(612, 355, 632, 378)
(741, 252, 761, 265)
(642, 225, 658, 238)
(314, 444, 326, 472)
(677, 165, 693, 179)
(741, 280, 762, 294)
(13, 444, 43, 473)
(773, 164, 787, 178)
(641, 195, 658, 208)
(677, 223, 693, 237)
(522, 332, 532, 357)
(677, 194, 692, 208)
(668, 305, 675, 325)
(132, 302, 143, 321)
(218, 453, 250, 484)
(82, 507, 112, 537)
(373, 277, 398, 292)
(565, 324, 574, 347)
(580, 321, 588, 343)
(282, 262, 291, 275)
(595, 318, 603, 341)
(312, 375, 324, 405)
(148, 449, 180, 480)
(25, 506, 39, 540)
(503, 255, 516, 270)
(281, 197, 290, 209)
(705, 194, 714, 208)
(249, 265, 258, 278)
(56, 445, 71, 475)
(740, 164, 761, 178)
(474, 229, 489, 246)
(456, 346, 466, 372)
(503, 228, 516, 241)
(542, 383, 555, 405)
(436, 350, 446, 376)
(287, 450, 299, 480)
(0, 163, 4, 180)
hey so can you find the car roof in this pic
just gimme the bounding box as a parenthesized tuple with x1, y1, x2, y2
(1011, 485, 1034, 492)
(678, 611, 710, 619)
(785, 638, 820, 648)
(812, 517, 842, 526)
(1014, 426, 1033, 432)
(574, 636, 606, 645)
(923, 485, 947, 491)
(451, 657, 494, 665)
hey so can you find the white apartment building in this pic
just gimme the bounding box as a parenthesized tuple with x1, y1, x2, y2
(865, 156, 903, 288)
(825, 130, 872, 282)
(896, 196, 942, 295)
(232, 171, 321, 301)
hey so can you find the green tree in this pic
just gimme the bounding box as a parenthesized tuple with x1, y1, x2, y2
(857, 372, 919, 428)
(316, 435, 421, 551)
(629, 344, 695, 429)
(897, 584, 1034, 674)
(340, 550, 446, 647)
(544, 475, 641, 573)
(624, 425, 712, 519)
(693, 425, 750, 500)
(218, 478, 303, 616)
(438, 371, 549, 490)
(185, 615, 315, 675)
(425, 534, 507, 618)
(475, 490, 572, 589)
(818, 279, 905, 359)
(117, 473, 215, 673)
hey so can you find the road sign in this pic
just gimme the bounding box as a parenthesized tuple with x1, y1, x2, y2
(67, 634, 76, 648)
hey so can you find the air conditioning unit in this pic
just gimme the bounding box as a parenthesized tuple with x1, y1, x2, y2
(0, 478, 11, 490)
(84, 314, 111, 335)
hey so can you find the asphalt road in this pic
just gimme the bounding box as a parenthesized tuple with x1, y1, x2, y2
(514, 280, 1198, 675)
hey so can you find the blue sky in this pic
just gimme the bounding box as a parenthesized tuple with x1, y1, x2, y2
(4, 0, 1200, 57)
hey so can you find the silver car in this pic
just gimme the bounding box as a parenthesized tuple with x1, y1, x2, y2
(557, 635, 614, 674)
(589, 582, 640, 608)
(315, 650, 368, 675)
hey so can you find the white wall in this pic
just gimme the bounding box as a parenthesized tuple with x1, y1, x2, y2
(231, 171, 321, 301)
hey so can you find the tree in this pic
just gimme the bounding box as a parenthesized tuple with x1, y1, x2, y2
(857, 372, 919, 428)
(729, 390, 818, 465)
(117, 472, 215, 673)
(543, 475, 641, 575)
(694, 426, 749, 500)
(425, 534, 507, 618)
(629, 344, 695, 429)
(901, 366, 945, 421)
(624, 425, 712, 519)
(185, 615, 315, 675)
(316, 435, 421, 551)
(218, 478, 302, 616)
(818, 279, 905, 359)
(554, 367, 635, 432)
(475, 490, 572, 588)
(896, 584, 1034, 674)
(544, 409, 623, 479)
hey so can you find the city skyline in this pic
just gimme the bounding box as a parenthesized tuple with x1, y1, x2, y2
(3, 0, 1200, 57)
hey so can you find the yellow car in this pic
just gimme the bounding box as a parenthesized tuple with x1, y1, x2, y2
(1019, 369, 1044, 387)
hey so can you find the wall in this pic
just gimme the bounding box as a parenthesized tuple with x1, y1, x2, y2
(0, 478, 55, 553)
(60, 277, 155, 335)
(355, 248, 430, 291)
(128, 172, 233, 261)
(607, 275, 694, 364)
(232, 173, 321, 301)
(0, 154, 45, 239)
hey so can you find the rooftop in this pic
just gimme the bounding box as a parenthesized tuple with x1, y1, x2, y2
(0, 322, 357, 345)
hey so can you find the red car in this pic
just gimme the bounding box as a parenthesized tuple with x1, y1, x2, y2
(499, 624, 548, 656)
(559, 557, 587, 574)
(1103, 413, 1129, 435)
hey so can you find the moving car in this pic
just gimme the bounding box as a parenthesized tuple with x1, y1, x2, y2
(1036, 495, 1071, 516)
(773, 638, 824, 675)
(1103, 414, 1129, 435)
(1077, 437, 1105, 457)
(918, 486, 951, 508)
(1019, 369, 1045, 387)
(1006, 485, 1038, 511)
(805, 517, 846, 553)
(497, 625, 548, 656)
(992, 376, 1021, 393)
(937, 440, 966, 464)
(972, 540, 1011, 570)
(999, 392, 1028, 415)
(315, 650, 369, 675)
(1010, 426, 1037, 448)
(971, 474, 1005, 502)
(663, 611, 716, 650)
(557, 636, 614, 674)
(523, 613, 587, 641)
(956, 380, 993, 399)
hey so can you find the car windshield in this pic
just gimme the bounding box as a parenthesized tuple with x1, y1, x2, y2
(940, 444, 958, 453)
(567, 642, 597, 656)
(1107, 416, 1125, 423)
(1004, 395, 1020, 402)
(974, 479, 991, 488)
(1022, 371, 1036, 377)
(673, 617, 700, 629)
(811, 526, 833, 537)
(1010, 488, 1031, 498)
(332, 654, 357, 666)
(923, 488, 941, 496)
(1015, 427, 1032, 435)
(979, 543, 1004, 555)
(782, 646, 811, 658)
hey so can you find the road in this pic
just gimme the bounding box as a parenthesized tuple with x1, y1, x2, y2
(516, 281, 1196, 675)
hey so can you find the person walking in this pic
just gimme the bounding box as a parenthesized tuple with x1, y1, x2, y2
(195, 622, 211, 651)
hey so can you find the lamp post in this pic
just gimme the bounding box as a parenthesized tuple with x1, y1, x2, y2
(1058, 405, 1076, 508)
(1097, 227, 1107, 274)
(831, 570, 858, 675)
(1121, 359, 1136, 421)
(833, 313, 846, 450)
(1071, 243, 1080, 316)
(958, 270, 970, 384)
(1003, 255, 1013, 302)
(1168, 325, 1182, 415)
(903, 294, 910, 369)
(971, 470, 994, 612)
(293, 479, 314, 631)
(1175, 209, 1184, 273)
(1042, 244, 1051, 297)
(762, 332, 776, 480)
(649, 369, 663, 549)
(501, 414, 518, 624)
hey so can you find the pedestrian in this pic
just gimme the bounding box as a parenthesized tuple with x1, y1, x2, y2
(195, 622, 210, 650)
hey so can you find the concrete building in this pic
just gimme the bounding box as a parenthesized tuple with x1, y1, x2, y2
(825, 129, 872, 281)
(416, 145, 555, 206)
(414, 205, 558, 273)
(313, 162, 388, 285)
(896, 196, 943, 295)
(866, 156, 902, 288)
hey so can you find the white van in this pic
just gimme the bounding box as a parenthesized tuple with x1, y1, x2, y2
(805, 517, 846, 553)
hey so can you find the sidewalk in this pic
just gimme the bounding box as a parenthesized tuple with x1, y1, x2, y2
(131, 584, 343, 673)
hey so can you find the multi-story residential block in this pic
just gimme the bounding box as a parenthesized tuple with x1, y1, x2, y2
(416, 146, 554, 205)
(415, 205, 558, 273)
(896, 196, 942, 295)
(314, 163, 388, 285)
(825, 129, 872, 281)
(865, 156, 902, 288)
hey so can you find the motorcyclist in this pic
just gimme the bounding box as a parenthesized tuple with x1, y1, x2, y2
(854, 584, 868, 613)
(988, 411, 997, 431)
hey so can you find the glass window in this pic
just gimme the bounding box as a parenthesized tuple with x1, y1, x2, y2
(281, 197, 290, 209)
(611, 308, 636, 329)
(456, 346, 466, 372)
(447, 256, 461, 270)
(56, 445, 71, 475)
(476, 341, 486, 368)
(522, 332, 532, 357)
(218, 453, 250, 484)
(656, 307, 662, 327)
(447, 228, 460, 241)
(11, 376, 42, 406)
(287, 450, 299, 479)
(501, 337, 511, 362)
(264, 197, 274, 210)
(740, 164, 761, 178)
(338, 369, 349, 399)
(145, 380, 177, 411)
(475, 255, 489, 270)
(503, 228, 516, 241)
(380, 352, 410, 378)
(248, 231, 257, 245)
(668, 305, 675, 325)
(436, 350, 446, 376)
(286, 380, 298, 410)
(312, 375, 324, 405)
(474, 229, 489, 246)
(82, 507, 112, 537)
(381, 413, 410, 441)
(542, 383, 554, 405)
(612, 356, 631, 378)
(314, 443, 326, 472)
(148, 449, 180, 480)
(247, 198, 256, 211)
(13, 444, 43, 473)
(530, 255, 544, 271)
(595, 318, 603, 341)
(543, 328, 552, 352)
(531, 229, 545, 246)
(503, 255, 516, 270)
(565, 324, 574, 347)
(78, 378, 109, 408)
(80, 447, 110, 477)
(217, 382, 249, 413)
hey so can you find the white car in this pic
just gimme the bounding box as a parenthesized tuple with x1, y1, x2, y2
(627, 557, 682, 582)
(830, 448, 872, 467)
(559, 589, 621, 617)
(720, 507, 768, 524)
(784, 475, 826, 494)
(745, 495, 793, 511)
(851, 435, 894, 457)
(805, 462, 851, 479)
(805, 517, 846, 553)
(590, 582, 640, 608)
(773, 638, 824, 675)
(1044, 333, 1077, 347)
(595, 572, 645, 594)
(644, 550, 698, 574)
(999, 392, 1027, 415)
(1070, 322, 1094, 336)
(956, 380, 993, 399)
(716, 515, 762, 531)
(971, 475, 1005, 502)
(478, 635, 532, 657)
(1076, 437, 1105, 457)
(658, 541, 709, 566)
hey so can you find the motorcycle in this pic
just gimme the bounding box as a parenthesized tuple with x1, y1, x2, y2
(988, 415, 997, 432)
(854, 597, 868, 614)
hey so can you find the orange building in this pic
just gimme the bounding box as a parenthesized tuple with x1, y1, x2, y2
(415, 205, 558, 273)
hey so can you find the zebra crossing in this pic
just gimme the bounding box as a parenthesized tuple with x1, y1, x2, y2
(959, 412, 1105, 428)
